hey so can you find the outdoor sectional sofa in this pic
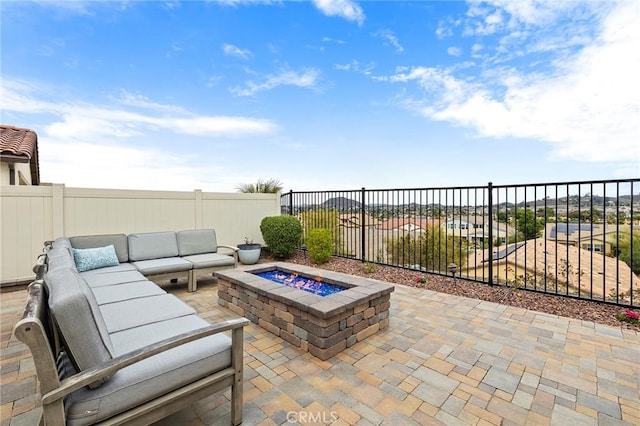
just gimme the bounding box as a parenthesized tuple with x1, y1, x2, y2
(13, 231, 249, 425)
(67, 229, 239, 292)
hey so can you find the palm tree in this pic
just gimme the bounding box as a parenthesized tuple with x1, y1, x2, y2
(236, 178, 284, 193)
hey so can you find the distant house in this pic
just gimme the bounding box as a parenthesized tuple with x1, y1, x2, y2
(544, 223, 618, 254)
(443, 216, 516, 245)
(0, 125, 40, 185)
(338, 213, 380, 228)
(463, 238, 639, 302)
(378, 217, 441, 233)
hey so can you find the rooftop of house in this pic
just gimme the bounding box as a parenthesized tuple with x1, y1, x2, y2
(0, 124, 40, 184)
(378, 217, 441, 231)
(465, 238, 639, 299)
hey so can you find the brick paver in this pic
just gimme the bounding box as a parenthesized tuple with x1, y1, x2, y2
(1, 274, 638, 425)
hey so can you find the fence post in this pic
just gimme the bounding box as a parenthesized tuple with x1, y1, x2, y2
(361, 187, 366, 263)
(52, 183, 65, 239)
(194, 189, 202, 229)
(487, 182, 494, 286)
(288, 190, 293, 216)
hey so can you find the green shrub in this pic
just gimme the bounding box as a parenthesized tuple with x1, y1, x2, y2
(260, 215, 303, 258)
(386, 224, 466, 272)
(306, 228, 333, 264)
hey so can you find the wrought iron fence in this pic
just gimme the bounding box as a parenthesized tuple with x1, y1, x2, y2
(281, 179, 640, 307)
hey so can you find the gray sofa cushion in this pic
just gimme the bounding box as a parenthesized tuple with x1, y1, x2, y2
(44, 268, 114, 387)
(182, 252, 235, 269)
(79, 263, 138, 275)
(91, 281, 166, 305)
(131, 257, 193, 275)
(46, 246, 77, 272)
(63, 315, 232, 426)
(70, 234, 129, 263)
(128, 232, 179, 261)
(177, 229, 218, 256)
(98, 294, 196, 333)
(82, 270, 147, 288)
(52, 237, 74, 257)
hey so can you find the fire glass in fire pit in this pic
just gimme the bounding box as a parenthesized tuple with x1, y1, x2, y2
(254, 271, 344, 297)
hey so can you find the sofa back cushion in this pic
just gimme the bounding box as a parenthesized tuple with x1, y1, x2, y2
(177, 229, 218, 256)
(70, 234, 129, 263)
(44, 268, 115, 387)
(46, 246, 78, 272)
(128, 231, 179, 261)
(52, 237, 74, 257)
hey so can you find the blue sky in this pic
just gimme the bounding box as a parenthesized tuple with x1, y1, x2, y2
(1, 0, 639, 192)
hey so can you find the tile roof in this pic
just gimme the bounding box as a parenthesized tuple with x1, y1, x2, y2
(465, 238, 639, 300)
(378, 217, 441, 230)
(0, 125, 40, 184)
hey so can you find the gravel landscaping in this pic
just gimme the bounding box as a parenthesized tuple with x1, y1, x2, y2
(266, 250, 640, 333)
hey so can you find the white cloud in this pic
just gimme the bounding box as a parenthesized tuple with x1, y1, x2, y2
(217, 0, 280, 5)
(312, 0, 365, 25)
(114, 89, 188, 114)
(229, 68, 321, 97)
(222, 43, 252, 59)
(322, 37, 346, 45)
(165, 42, 183, 59)
(447, 47, 462, 57)
(471, 43, 484, 58)
(334, 60, 375, 75)
(435, 17, 461, 39)
(373, 29, 404, 53)
(0, 78, 279, 189)
(1, 79, 277, 137)
(377, 0, 640, 165)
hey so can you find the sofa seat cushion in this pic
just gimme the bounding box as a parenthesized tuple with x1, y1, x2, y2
(80, 263, 138, 275)
(62, 315, 232, 426)
(109, 315, 216, 354)
(132, 257, 193, 275)
(99, 294, 196, 333)
(182, 252, 235, 269)
(82, 270, 147, 288)
(92, 281, 166, 305)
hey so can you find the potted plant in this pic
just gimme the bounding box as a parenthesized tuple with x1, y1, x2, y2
(237, 237, 261, 265)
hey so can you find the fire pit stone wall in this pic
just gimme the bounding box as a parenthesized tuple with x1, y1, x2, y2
(215, 262, 395, 360)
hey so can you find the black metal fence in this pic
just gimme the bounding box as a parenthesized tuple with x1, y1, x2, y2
(281, 179, 639, 307)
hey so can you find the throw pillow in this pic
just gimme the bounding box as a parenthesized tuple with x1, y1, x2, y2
(73, 245, 120, 272)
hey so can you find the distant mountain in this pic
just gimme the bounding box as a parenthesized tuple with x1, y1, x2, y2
(322, 197, 361, 210)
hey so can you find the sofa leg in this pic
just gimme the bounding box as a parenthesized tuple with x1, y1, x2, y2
(188, 270, 197, 292)
(231, 327, 244, 425)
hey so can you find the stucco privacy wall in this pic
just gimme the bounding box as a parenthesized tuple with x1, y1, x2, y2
(0, 184, 280, 284)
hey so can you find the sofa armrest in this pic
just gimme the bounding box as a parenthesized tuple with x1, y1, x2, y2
(42, 317, 250, 405)
(217, 244, 239, 252)
(217, 245, 239, 266)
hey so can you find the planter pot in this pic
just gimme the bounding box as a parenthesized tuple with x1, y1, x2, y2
(237, 244, 261, 265)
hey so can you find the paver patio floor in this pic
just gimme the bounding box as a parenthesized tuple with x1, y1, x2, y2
(1, 275, 639, 425)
